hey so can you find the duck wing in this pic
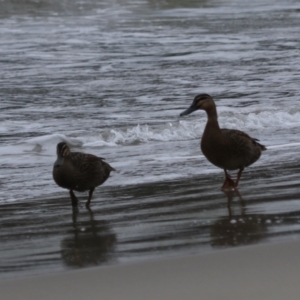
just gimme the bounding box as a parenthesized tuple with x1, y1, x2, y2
(221, 129, 267, 151)
(219, 128, 266, 169)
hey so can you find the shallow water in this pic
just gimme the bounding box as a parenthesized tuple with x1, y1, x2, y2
(0, 0, 300, 279)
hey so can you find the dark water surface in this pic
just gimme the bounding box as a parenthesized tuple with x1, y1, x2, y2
(0, 0, 300, 279)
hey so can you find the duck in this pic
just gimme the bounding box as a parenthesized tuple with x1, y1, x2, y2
(53, 142, 115, 207)
(180, 94, 266, 190)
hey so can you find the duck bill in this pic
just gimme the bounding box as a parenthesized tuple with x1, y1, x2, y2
(180, 105, 197, 117)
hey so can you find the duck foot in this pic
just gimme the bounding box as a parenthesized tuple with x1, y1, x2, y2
(69, 190, 78, 207)
(221, 168, 244, 190)
(221, 178, 236, 190)
(221, 170, 236, 191)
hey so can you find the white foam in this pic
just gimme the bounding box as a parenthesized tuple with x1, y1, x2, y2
(106, 122, 201, 145)
(94, 109, 300, 145)
(3, 108, 299, 156)
(24, 133, 83, 147)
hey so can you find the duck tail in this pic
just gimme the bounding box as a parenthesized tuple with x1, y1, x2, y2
(100, 158, 116, 172)
(259, 144, 267, 151)
(110, 166, 117, 172)
(253, 139, 267, 151)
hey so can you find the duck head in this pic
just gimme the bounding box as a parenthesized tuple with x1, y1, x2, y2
(180, 94, 215, 116)
(54, 142, 70, 167)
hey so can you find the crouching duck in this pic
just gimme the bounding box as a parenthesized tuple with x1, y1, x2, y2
(180, 94, 266, 190)
(53, 142, 115, 207)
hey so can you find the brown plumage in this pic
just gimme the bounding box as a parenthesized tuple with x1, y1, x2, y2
(180, 94, 266, 190)
(53, 142, 115, 207)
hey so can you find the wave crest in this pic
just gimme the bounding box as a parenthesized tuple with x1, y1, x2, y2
(106, 122, 201, 145)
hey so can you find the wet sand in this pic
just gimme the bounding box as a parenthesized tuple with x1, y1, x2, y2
(1, 154, 300, 280)
(1, 240, 300, 300)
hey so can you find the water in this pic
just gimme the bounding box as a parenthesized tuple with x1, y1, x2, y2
(0, 0, 300, 279)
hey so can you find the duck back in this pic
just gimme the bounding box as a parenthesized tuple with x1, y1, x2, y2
(201, 127, 266, 171)
(53, 152, 115, 192)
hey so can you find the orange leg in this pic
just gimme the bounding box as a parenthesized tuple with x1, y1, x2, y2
(234, 168, 244, 188)
(221, 170, 236, 190)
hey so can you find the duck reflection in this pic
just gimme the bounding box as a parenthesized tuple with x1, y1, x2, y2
(61, 208, 116, 268)
(210, 190, 268, 247)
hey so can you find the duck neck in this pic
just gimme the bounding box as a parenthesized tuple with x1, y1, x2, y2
(54, 156, 64, 167)
(204, 105, 220, 131)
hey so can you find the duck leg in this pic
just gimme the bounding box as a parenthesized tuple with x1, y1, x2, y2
(69, 190, 78, 207)
(222, 170, 236, 190)
(234, 167, 244, 188)
(86, 187, 95, 207)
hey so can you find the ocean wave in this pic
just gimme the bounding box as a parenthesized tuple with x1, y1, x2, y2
(105, 122, 202, 145)
(220, 110, 300, 129)
(2, 109, 299, 154)
(101, 110, 300, 145)
(24, 133, 83, 148)
(16, 123, 200, 153)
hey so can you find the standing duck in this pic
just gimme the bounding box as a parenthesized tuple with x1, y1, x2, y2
(180, 94, 266, 190)
(53, 142, 115, 207)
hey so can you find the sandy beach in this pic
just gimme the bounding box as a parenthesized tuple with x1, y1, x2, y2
(1, 240, 300, 300)
(1, 156, 300, 280)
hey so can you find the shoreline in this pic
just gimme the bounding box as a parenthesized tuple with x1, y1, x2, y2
(1, 240, 300, 299)
(1, 168, 300, 281)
